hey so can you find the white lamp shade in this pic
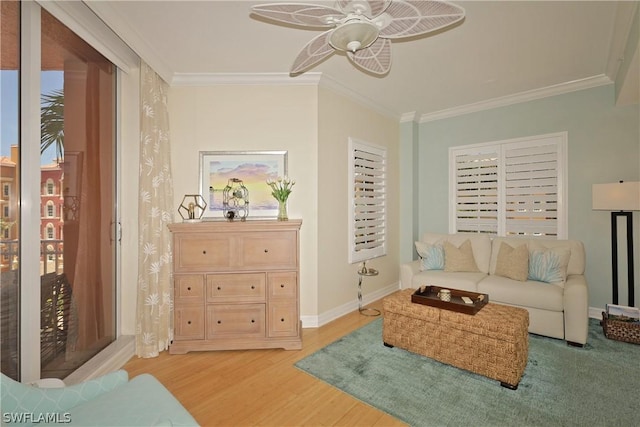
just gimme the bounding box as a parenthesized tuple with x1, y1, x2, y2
(592, 181, 640, 211)
(329, 21, 379, 52)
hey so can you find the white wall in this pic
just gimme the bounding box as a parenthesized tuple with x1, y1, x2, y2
(317, 87, 400, 317)
(168, 84, 320, 317)
(163, 83, 401, 324)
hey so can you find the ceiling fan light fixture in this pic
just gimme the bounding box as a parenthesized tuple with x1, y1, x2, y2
(329, 20, 379, 52)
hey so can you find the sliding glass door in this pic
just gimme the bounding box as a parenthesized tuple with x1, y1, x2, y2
(0, 0, 21, 380)
(0, 1, 118, 381)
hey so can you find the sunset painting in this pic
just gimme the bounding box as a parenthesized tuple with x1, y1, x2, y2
(199, 151, 287, 218)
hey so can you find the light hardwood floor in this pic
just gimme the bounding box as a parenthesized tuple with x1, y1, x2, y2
(123, 298, 406, 426)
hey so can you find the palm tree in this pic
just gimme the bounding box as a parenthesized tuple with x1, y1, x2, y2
(40, 89, 64, 162)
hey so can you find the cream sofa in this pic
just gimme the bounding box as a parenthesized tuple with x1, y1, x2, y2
(400, 233, 589, 346)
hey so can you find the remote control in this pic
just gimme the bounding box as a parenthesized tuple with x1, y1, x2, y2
(461, 296, 473, 304)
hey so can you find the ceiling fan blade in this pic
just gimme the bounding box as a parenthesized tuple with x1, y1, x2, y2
(291, 30, 336, 74)
(336, 0, 391, 18)
(347, 38, 392, 75)
(251, 3, 345, 28)
(377, 1, 465, 39)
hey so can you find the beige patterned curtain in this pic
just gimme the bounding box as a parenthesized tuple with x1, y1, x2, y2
(135, 61, 174, 357)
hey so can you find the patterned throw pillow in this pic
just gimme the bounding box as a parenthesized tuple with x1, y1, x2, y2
(444, 240, 480, 272)
(415, 241, 445, 271)
(495, 242, 529, 281)
(528, 245, 570, 285)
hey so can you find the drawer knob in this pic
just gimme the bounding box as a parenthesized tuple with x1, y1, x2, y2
(217, 320, 222, 324)
(202, 250, 207, 255)
(187, 287, 191, 291)
(251, 285, 255, 290)
(217, 286, 222, 290)
(264, 249, 268, 253)
(280, 318, 285, 322)
(251, 319, 255, 323)
(280, 284, 285, 288)
(187, 321, 192, 325)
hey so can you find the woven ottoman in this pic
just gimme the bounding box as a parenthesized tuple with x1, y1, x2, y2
(383, 289, 529, 389)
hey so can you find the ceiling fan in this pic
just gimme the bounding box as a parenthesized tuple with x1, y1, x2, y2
(251, 0, 465, 76)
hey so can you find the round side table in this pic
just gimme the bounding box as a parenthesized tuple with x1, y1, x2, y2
(358, 266, 381, 316)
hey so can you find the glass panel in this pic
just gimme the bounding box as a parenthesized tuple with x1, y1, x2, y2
(0, 0, 21, 380)
(40, 10, 116, 379)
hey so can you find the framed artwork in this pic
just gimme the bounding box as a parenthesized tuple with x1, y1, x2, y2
(199, 150, 287, 218)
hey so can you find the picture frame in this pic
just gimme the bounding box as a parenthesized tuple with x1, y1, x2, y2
(199, 150, 287, 219)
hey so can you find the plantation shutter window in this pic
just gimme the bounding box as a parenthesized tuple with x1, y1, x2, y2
(453, 148, 499, 234)
(349, 138, 387, 263)
(449, 133, 567, 238)
(504, 140, 561, 237)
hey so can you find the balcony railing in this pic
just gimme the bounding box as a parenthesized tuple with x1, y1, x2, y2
(0, 239, 64, 275)
(0, 239, 72, 379)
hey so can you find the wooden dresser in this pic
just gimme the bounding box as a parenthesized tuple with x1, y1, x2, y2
(167, 219, 302, 354)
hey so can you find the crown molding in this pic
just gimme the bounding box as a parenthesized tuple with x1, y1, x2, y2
(171, 72, 401, 120)
(317, 74, 400, 120)
(418, 74, 613, 123)
(400, 112, 417, 123)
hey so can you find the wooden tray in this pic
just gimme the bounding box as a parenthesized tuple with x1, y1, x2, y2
(411, 285, 489, 315)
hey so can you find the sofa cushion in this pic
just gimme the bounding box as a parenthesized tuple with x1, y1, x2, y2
(422, 233, 491, 274)
(444, 240, 480, 272)
(414, 241, 445, 270)
(410, 270, 486, 293)
(528, 242, 570, 286)
(490, 237, 585, 275)
(494, 242, 529, 281)
(478, 275, 564, 312)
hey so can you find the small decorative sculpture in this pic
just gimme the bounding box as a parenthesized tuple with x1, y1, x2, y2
(223, 178, 249, 220)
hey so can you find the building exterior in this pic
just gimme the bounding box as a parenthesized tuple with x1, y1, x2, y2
(0, 145, 64, 273)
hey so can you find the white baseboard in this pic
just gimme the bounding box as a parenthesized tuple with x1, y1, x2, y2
(63, 335, 135, 385)
(589, 306, 604, 319)
(301, 282, 400, 328)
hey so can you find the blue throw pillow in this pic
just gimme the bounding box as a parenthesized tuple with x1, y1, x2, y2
(415, 241, 445, 271)
(528, 248, 569, 284)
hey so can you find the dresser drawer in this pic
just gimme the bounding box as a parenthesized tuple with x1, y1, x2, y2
(175, 305, 205, 340)
(207, 273, 266, 303)
(268, 301, 298, 337)
(240, 231, 297, 270)
(174, 275, 204, 303)
(207, 304, 266, 338)
(174, 234, 232, 272)
(267, 272, 297, 300)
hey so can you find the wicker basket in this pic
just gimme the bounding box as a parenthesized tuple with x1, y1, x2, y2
(601, 312, 640, 345)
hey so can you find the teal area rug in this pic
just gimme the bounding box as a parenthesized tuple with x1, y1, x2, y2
(295, 318, 639, 426)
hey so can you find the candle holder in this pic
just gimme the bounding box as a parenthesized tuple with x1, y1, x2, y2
(178, 194, 207, 222)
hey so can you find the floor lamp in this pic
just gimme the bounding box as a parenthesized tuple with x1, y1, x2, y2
(592, 181, 640, 307)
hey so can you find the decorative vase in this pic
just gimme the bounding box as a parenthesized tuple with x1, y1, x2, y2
(277, 200, 288, 221)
